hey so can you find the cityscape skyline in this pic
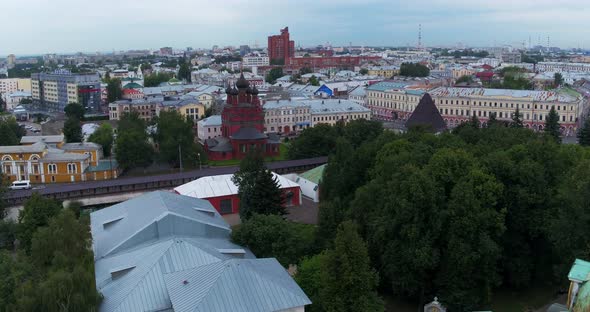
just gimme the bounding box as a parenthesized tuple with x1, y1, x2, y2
(2, 0, 590, 55)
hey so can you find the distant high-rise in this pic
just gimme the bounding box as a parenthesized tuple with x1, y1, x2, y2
(31, 70, 101, 112)
(268, 27, 295, 65)
(6, 54, 16, 69)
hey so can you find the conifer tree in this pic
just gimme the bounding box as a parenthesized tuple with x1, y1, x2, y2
(544, 105, 561, 142)
(511, 107, 524, 128)
(578, 118, 590, 146)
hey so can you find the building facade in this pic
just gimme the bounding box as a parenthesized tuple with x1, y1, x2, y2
(368, 66, 400, 78)
(204, 74, 280, 160)
(268, 27, 295, 64)
(242, 56, 270, 67)
(536, 62, 590, 73)
(0, 78, 32, 94)
(197, 115, 222, 142)
(429, 87, 585, 135)
(31, 70, 101, 112)
(366, 81, 425, 120)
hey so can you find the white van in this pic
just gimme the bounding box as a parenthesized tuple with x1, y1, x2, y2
(10, 180, 31, 190)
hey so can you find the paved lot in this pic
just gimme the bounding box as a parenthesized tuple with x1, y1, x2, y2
(222, 197, 319, 227)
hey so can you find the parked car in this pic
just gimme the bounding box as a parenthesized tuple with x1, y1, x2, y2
(10, 180, 31, 190)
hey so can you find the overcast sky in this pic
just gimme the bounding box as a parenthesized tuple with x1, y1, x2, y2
(2, 0, 589, 55)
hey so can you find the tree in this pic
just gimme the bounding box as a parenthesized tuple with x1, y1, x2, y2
(232, 149, 285, 219)
(359, 68, 369, 75)
(115, 112, 153, 170)
(144, 72, 173, 87)
(17, 193, 62, 252)
(295, 253, 328, 312)
(155, 110, 198, 167)
(63, 117, 82, 143)
(178, 62, 192, 82)
(64, 103, 85, 120)
(456, 75, 474, 84)
(487, 112, 498, 127)
(544, 106, 561, 142)
(265, 67, 284, 84)
(578, 118, 590, 146)
(88, 123, 114, 157)
(319, 221, 383, 312)
(400, 62, 430, 77)
(0, 122, 19, 146)
(511, 107, 524, 128)
(106, 78, 123, 103)
(308, 75, 320, 86)
(287, 124, 340, 159)
(231, 214, 315, 266)
(554, 72, 564, 87)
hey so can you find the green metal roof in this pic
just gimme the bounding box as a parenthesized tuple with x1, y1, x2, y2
(569, 259, 590, 282)
(123, 82, 143, 89)
(86, 160, 118, 172)
(299, 164, 326, 184)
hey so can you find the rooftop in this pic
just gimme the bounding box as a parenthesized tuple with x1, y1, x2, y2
(20, 135, 64, 145)
(61, 142, 102, 151)
(198, 115, 222, 127)
(429, 86, 581, 103)
(299, 164, 326, 184)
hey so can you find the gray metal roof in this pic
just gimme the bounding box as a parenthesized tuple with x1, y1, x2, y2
(42, 151, 89, 162)
(230, 127, 267, 140)
(20, 135, 64, 145)
(91, 191, 230, 259)
(61, 142, 102, 151)
(0, 141, 47, 154)
(164, 258, 311, 312)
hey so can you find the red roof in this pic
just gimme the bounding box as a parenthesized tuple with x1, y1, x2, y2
(476, 71, 494, 78)
(481, 64, 493, 70)
(123, 89, 142, 95)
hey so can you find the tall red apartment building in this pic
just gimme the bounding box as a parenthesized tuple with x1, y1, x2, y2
(268, 27, 295, 65)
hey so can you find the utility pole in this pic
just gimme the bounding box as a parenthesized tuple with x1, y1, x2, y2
(178, 144, 183, 172)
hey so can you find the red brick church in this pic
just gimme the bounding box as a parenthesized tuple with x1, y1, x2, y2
(204, 74, 281, 161)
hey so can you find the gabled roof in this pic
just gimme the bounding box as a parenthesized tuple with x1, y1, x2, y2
(405, 93, 447, 132)
(20, 135, 64, 145)
(164, 258, 311, 312)
(61, 142, 102, 151)
(91, 191, 230, 259)
(174, 173, 299, 199)
(230, 127, 267, 140)
(0, 141, 46, 154)
(299, 164, 326, 184)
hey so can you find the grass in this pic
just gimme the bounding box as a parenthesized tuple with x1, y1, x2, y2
(208, 143, 290, 167)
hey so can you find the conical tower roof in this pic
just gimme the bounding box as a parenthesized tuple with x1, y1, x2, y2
(405, 93, 447, 132)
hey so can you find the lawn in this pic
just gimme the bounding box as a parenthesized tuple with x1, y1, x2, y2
(208, 143, 290, 167)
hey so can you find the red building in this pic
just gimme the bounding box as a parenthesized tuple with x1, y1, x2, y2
(204, 74, 280, 161)
(174, 173, 302, 215)
(268, 27, 295, 65)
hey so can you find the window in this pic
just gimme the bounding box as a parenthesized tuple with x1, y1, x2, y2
(67, 163, 77, 174)
(3, 165, 11, 174)
(220, 199, 232, 214)
(48, 164, 57, 174)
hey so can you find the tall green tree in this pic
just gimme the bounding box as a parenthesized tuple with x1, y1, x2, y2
(106, 78, 123, 103)
(232, 149, 285, 219)
(265, 67, 284, 84)
(88, 123, 114, 157)
(319, 221, 383, 312)
(155, 110, 198, 167)
(578, 118, 590, 146)
(63, 117, 82, 143)
(487, 112, 498, 127)
(115, 112, 152, 170)
(177, 61, 192, 82)
(308, 75, 320, 86)
(0, 122, 19, 146)
(554, 72, 564, 86)
(17, 193, 62, 252)
(544, 106, 561, 142)
(287, 124, 340, 159)
(511, 107, 524, 128)
(64, 103, 85, 120)
(400, 62, 430, 77)
(295, 253, 328, 312)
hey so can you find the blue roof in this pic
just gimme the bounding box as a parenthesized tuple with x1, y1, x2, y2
(87, 160, 118, 172)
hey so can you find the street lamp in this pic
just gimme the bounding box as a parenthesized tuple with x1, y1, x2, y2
(197, 153, 202, 170)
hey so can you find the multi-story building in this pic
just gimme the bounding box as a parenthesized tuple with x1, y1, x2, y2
(158, 97, 206, 122)
(108, 99, 158, 121)
(1, 137, 118, 183)
(263, 98, 371, 133)
(197, 115, 222, 142)
(536, 62, 590, 73)
(242, 56, 270, 67)
(367, 65, 400, 78)
(31, 70, 101, 112)
(429, 87, 585, 135)
(500, 52, 522, 64)
(348, 86, 367, 106)
(268, 27, 295, 64)
(6, 54, 15, 69)
(0, 78, 31, 94)
(365, 81, 426, 120)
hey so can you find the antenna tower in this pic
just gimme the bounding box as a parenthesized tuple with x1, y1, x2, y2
(418, 24, 422, 50)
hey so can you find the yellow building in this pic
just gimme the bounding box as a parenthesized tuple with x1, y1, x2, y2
(367, 66, 400, 78)
(158, 98, 206, 122)
(0, 138, 119, 184)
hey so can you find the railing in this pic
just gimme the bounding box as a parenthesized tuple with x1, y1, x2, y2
(5, 156, 328, 206)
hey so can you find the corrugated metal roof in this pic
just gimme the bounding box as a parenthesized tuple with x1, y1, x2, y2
(174, 173, 300, 199)
(429, 86, 580, 103)
(569, 258, 590, 282)
(164, 258, 311, 312)
(299, 164, 326, 184)
(91, 191, 230, 259)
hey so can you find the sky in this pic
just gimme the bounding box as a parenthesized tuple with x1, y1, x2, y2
(2, 0, 590, 55)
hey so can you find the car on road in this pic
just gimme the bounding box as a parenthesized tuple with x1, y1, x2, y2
(10, 180, 31, 190)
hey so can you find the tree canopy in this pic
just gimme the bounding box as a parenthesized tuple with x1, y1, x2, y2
(115, 112, 152, 170)
(399, 62, 430, 77)
(578, 118, 590, 146)
(265, 67, 284, 84)
(63, 117, 82, 143)
(88, 123, 114, 157)
(544, 105, 561, 142)
(155, 110, 200, 167)
(106, 78, 123, 103)
(143, 72, 173, 87)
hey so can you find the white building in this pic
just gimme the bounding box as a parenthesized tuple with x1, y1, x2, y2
(536, 62, 590, 73)
(197, 115, 222, 142)
(5, 91, 32, 110)
(242, 56, 270, 67)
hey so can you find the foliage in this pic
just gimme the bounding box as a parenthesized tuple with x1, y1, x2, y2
(554, 73, 563, 87)
(399, 62, 430, 77)
(319, 221, 383, 312)
(299, 67, 313, 75)
(511, 108, 524, 128)
(115, 112, 152, 170)
(143, 72, 173, 87)
(214, 54, 242, 64)
(359, 68, 369, 75)
(64, 103, 85, 120)
(288, 124, 340, 159)
(0, 120, 20, 146)
(544, 106, 560, 143)
(456, 75, 474, 84)
(177, 60, 192, 82)
(521, 53, 544, 64)
(578, 119, 590, 146)
(106, 78, 123, 103)
(309, 75, 320, 86)
(232, 149, 285, 219)
(295, 253, 328, 312)
(270, 59, 285, 66)
(17, 193, 62, 252)
(0, 220, 16, 250)
(439, 49, 489, 58)
(63, 117, 82, 143)
(265, 67, 284, 84)
(88, 123, 114, 157)
(231, 214, 316, 266)
(155, 110, 200, 166)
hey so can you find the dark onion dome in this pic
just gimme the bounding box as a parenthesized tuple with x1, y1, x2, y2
(251, 85, 259, 95)
(236, 73, 249, 89)
(246, 86, 253, 94)
(225, 86, 232, 94)
(230, 87, 239, 95)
